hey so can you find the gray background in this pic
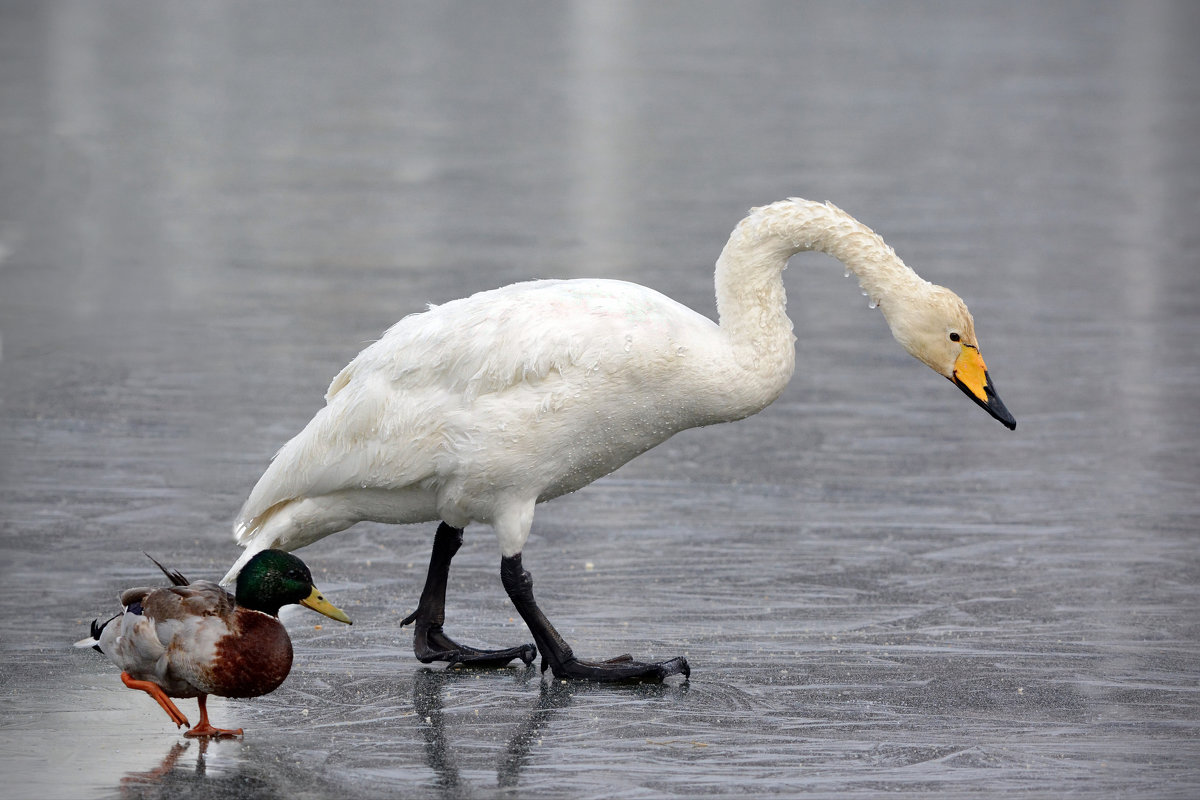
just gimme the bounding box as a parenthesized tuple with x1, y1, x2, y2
(2, 1, 1198, 798)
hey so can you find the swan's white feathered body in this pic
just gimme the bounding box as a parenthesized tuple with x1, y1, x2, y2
(225, 199, 1012, 585)
(234, 278, 783, 561)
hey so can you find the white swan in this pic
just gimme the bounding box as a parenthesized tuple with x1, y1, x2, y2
(222, 198, 1014, 681)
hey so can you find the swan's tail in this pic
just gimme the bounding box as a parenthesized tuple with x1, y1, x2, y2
(220, 536, 275, 586)
(222, 499, 290, 585)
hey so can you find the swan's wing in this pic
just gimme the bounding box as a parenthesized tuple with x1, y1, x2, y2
(234, 370, 444, 537)
(324, 279, 657, 403)
(234, 279, 710, 540)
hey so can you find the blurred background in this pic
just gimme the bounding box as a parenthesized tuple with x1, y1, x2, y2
(1, 2, 1198, 797)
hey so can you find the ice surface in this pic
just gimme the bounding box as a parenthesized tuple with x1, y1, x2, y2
(2, 2, 1198, 798)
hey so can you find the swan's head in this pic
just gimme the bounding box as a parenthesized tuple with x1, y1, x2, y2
(882, 283, 1016, 430)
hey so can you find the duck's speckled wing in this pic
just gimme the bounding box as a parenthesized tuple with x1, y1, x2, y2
(98, 581, 237, 697)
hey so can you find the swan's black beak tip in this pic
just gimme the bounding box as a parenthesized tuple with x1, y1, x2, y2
(994, 398, 1017, 430)
(951, 345, 1015, 430)
(954, 372, 1016, 430)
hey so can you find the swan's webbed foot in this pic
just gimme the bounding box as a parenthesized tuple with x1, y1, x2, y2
(549, 653, 691, 683)
(500, 553, 690, 684)
(401, 612, 536, 668)
(403, 522, 536, 669)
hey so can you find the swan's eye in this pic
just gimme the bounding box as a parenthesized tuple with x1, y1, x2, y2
(948, 332, 961, 343)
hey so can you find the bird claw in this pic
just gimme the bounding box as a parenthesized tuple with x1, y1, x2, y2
(547, 654, 690, 683)
(413, 622, 536, 669)
(184, 724, 244, 739)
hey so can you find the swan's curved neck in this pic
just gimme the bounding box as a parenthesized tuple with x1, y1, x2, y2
(714, 199, 924, 349)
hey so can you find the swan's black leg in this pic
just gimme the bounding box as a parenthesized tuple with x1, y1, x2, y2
(500, 552, 690, 682)
(401, 523, 536, 668)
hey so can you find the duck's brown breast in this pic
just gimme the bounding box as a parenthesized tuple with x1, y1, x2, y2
(208, 609, 294, 698)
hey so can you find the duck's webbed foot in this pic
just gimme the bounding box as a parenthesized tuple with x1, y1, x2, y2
(121, 671, 190, 729)
(500, 553, 690, 683)
(402, 523, 537, 669)
(183, 695, 243, 739)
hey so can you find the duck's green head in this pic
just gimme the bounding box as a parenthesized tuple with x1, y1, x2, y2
(235, 549, 352, 624)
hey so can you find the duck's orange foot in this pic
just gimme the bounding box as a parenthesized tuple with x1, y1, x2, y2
(183, 723, 243, 739)
(120, 672, 190, 729)
(183, 694, 242, 738)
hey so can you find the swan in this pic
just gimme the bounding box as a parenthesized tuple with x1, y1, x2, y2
(221, 198, 1015, 682)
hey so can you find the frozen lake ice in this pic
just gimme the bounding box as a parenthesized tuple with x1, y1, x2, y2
(2, 2, 1198, 797)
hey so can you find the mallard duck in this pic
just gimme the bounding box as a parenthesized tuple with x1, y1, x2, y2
(222, 198, 1014, 682)
(78, 550, 351, 737)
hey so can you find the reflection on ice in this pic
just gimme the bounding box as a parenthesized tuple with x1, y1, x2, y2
(118, 740, 210, 796)
(2, 0, 1199, 797)
(411, 667, 572, 792)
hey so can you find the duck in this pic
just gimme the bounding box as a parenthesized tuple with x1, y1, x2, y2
(78, 550, 352, 736)
(220, 198, 1015, 682)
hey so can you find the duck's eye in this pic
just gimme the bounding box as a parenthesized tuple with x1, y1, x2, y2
(949, 332, 961, 343)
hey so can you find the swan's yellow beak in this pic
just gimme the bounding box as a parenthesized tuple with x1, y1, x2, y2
(300, 586, 353, 624)
(951, 345, 1016, 430)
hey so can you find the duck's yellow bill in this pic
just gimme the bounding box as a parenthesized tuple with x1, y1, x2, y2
(952, 345, 1016, 430)
(300, 586, 353, 625)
